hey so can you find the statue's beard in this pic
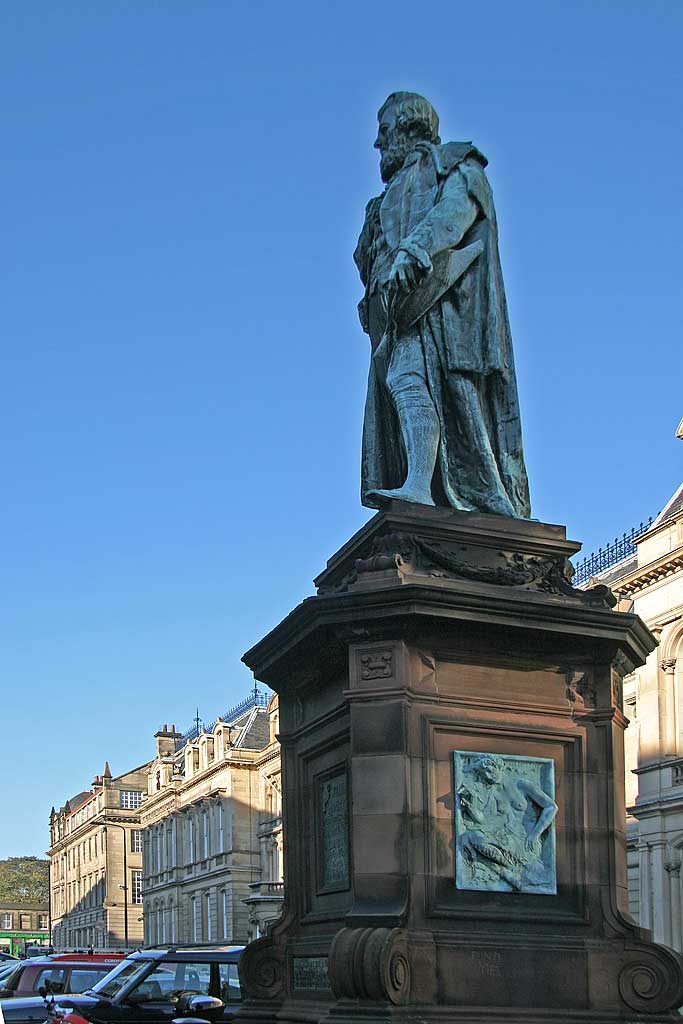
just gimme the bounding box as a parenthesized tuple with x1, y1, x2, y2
(379, 139, 412, 183)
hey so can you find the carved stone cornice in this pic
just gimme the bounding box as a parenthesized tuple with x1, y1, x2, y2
(612, 547, 683, 598)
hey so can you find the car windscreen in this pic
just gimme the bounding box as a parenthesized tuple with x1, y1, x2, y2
(0, 964, 23, 992)
(89, 960, 151, 998)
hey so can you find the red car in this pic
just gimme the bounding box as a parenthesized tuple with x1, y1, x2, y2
(0, 955, 125, 999)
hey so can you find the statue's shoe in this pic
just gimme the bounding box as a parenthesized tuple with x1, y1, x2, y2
(366, 487, 435, 507)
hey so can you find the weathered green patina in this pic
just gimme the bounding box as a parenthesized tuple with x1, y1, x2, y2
(355, 92, 531, 517)
(454, 751, 557, 895)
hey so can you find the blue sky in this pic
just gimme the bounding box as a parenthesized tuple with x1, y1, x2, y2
(1, 1, 681, 858)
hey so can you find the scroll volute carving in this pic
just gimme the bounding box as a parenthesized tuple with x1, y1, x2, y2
(328, 927, 410, 1005)
(618, 944, 683, 1013)
(238, 935, 286, 1001)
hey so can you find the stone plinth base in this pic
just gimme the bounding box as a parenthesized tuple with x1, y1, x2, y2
(237, 504, 683, 1023)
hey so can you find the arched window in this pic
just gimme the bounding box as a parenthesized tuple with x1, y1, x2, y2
(206, 891, 212, 940)
(168, 898, 175, 944)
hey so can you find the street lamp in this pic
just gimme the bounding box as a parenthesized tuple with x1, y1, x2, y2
(102, 824, 128, 949)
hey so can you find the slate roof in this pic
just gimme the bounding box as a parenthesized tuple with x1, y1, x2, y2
(650, 482, 683, 530)
(594, 553, 638, 587)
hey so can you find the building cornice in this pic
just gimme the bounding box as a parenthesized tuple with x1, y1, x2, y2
(49, 808, 141, 855)
(140, 791, 181, 825)
(614, 545, 683, 598)
(147, 749, 267, 811)
(628, 792, 683, 818)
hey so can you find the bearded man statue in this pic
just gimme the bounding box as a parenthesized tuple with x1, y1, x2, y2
(355, 92, 531, 518)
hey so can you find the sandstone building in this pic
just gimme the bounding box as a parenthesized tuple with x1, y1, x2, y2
(48, 761, 149, 949)
(576, 429, 682, 952)
(141, 689, 283, 946)
(0, 902, 50, 957)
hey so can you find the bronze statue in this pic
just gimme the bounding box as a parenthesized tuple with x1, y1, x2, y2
(355, 92, 531, 517)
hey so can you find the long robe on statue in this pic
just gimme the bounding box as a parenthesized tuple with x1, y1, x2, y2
(355, 141, 531, 518)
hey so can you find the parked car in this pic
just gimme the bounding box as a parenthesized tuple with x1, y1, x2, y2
(0, 953, 18, 962)
(0, 963, 19, 983)
(0, 955, 124, 999)
(0, 946, 244, 1024)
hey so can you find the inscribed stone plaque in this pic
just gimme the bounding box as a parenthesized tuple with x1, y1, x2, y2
(453, 750, 558, 895)
(319, 772, 349, 891)
(292, 956, 330, 991)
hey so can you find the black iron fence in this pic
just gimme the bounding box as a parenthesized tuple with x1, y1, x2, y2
(572, 517, 653, 586)
(182, 690, 269, 742)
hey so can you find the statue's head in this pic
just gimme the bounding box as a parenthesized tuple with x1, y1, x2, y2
(471, 753, 504, 785)
(375, 92, 440, 183)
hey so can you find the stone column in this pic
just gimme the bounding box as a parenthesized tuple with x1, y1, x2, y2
(665, 856, 682, 953)
(651, 839, 673, 948)
(660, 659, 678, 757)
(639, 841, 653, 931)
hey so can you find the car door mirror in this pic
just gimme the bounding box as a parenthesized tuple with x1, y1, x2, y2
(175, 994, 224, 1020)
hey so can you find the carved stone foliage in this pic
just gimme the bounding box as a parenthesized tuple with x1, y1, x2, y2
(328, 926, 410, 1005)
(319, 529, 617, 607)
(611, 670, 623, 710)
(565, 669, 596, 709)
(454, 751, 558, 895)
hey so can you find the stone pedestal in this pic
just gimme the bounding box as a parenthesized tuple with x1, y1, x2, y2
(237, 504, 683, 1023)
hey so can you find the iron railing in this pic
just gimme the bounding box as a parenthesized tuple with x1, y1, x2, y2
(182, 690, 269, 742)
(572, 517, 653, 586)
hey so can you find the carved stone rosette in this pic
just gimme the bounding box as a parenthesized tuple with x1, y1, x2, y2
(328, 927, 410, 1005)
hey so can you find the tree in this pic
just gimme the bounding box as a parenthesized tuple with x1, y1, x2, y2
(0, 858, 49, 903)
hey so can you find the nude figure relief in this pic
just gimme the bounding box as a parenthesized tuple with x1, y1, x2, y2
(453, 751, 558, 895)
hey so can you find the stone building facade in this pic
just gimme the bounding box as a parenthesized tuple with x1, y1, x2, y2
(48, 761, 149, 949)
(140, 691, 283, 947)
(0, 902, 50, 957)
(582, 446, 683, 951)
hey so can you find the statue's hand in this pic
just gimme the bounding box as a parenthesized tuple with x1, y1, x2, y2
(388, 249, 423, 292)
